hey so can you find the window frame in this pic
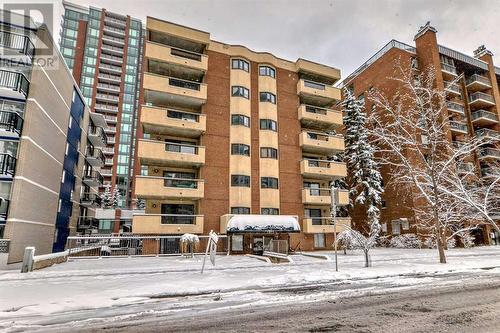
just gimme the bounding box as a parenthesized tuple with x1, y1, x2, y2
(260, 147, 278, 159)
(231, 174, 250, 187)
(261, 177, 279, 189)
(231, 58, 250, 72)
(231, 114, 250, 127)
(259, 119, 277, 131)
(231, 143, 250, 156)
(259, 65, 276, 78)
(259, 92, 276, 104)
(232, 86, 250, 99)
(231, 207, 250, 214)
(261, 207, 279, 215)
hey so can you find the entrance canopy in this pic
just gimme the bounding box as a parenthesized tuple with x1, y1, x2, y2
(226, 215, 300, 233)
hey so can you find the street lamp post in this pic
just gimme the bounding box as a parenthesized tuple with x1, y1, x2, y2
(330, 184, 338, 272)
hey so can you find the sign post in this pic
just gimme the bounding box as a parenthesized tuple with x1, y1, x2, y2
(201, 230, 218, 274)
(330, 184, 338, 272)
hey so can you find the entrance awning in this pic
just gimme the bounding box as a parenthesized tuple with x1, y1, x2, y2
(226, 215, 300, 233)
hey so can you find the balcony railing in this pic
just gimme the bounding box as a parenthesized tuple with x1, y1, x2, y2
(479, 148, 500, 159)
(0, 30, 35, 61)
(80, 193, 101, 206)
(475, 128, 500, 139)
(103, 25, 125, 35)
(449, 121, 468, 133)
(441, 63, 457, 75)
(101, 43, 124, 54)
(77, 216, 99, 229)
(99, 63, 122, 73)
(103, 115, 117, 122)
(160, 214, 198, 225)
(0, 153, 16, 176)
(170, 47, 203, 62)
(168, 77, 201, 91)
(101, 53, 123, 64)
(0, 111, 23, 134)
(83, 170, 104, 184)
(98, 73, 121, 82)
(0, 70, 29, 98)
(88, 126, 108, 146)
(444, 81, 461, 94)
(86, 146, 105, 163)
(96, 93, 119, 102)
(163, 177, 199, 189)
(457, 163, 474, 173)
(0, 197, 10, 220)
(466, 74, 491, 87)
(105, 16, 126, 26)
(471, 110, 498, 122)
(97, 83, 120, 92)
(447, 101, 464, 114)
(469, 92, 495, 104)
(165, 141, 199, 154)
(95, 104, 119, 113)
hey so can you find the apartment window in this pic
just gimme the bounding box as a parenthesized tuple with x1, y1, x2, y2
(232, 86, 249, 99)
(231, 235, 244, 251)
(259, 65, 276, 78)
(231, 143, 250, 156)
(260, 147, 278, 159)
(261, 208, 279, 215)
(261, 177, 278, 189)
(231, 59, 249, 72)
(260, 92, 276, 104)
(314, 234, 325, 248)
(231, 207, 250, 214)
(231, 114, 250, 127)
(231, 175, 250, 187)
(260, 119, 277, 131)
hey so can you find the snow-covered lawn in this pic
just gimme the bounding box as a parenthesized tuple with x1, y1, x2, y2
(0, 247, 499, 331)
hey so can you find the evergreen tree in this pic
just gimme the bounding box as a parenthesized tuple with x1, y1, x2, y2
(112, 187, 122, 209)
(100, 184, 113, 209)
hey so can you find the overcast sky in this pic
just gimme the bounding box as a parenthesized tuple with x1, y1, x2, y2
(57, 0, 500, 78)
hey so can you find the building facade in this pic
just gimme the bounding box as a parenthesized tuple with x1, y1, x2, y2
(59, 1, 143, 211)
(132, 17, 349, 253)
(0, 10, 93, 263)
(343, 23, 500, 245)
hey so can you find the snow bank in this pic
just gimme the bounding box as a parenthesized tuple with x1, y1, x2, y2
(226, 215, 300, 232)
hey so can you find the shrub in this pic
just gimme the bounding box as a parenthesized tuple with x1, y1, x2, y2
(390, 234, 421, 248)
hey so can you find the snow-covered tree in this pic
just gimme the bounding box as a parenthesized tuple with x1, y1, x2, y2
(367, 62, 499, 263)
(136, 198, 146, 210)
(100, 184, 112, 209)
(112, 187, 122, 209)
(335, 226, 378, 267)
(180, 233, 199, 258)
(341, 88, 384, 267)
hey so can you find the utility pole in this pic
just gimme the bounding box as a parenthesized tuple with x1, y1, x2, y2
(330, 184, 338, 272)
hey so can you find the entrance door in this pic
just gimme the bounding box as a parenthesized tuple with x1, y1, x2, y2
(253, 237, 263, 255)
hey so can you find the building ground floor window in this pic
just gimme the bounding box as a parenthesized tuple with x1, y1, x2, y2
(314, 233, 325, 248)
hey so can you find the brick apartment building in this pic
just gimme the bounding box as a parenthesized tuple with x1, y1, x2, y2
(132, 17, 350, 253)
(343, 23, 500, 245)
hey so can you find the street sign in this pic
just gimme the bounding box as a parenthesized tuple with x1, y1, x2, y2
(201, 230, 219, 274)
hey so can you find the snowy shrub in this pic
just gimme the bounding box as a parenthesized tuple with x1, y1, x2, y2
(459, 232, 475, 248)
(377, 235, 391, 248)
(335, 230, 364, 250)
(390, 234, 421, 249)
(424, 236, 457, 249)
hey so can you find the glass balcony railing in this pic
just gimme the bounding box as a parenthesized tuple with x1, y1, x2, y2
(0, 70, 29, 98)
(471, 110, 498, 122)
(469, 92, 495, 104)
(479, 148, 500, 159)
(441, 63, 457, 75)
(0, 153, 16, 176)
(447, 101, 465, 114)
(0, 111, 23, 134)
(466, 74, 491, 87)
(449, 121, 468, 133)
(0, 197, 10, 220)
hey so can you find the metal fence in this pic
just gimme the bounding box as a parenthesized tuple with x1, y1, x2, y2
(66, 234, 229, 258)
(265, 240, 289, 255)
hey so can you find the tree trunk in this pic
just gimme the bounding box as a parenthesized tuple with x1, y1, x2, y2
(430, 171, 446, 263)
(364, 250, 370, 268)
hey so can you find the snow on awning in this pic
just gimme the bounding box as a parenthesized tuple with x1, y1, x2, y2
(226, 215, 300, 233)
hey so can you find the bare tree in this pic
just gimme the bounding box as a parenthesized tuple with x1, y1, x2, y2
(367, 62, 499, 263)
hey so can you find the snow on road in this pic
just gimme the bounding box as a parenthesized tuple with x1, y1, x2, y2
(0, 247, 499, 332)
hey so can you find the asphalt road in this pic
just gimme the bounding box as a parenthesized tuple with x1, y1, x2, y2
(72, 270, 500, 333)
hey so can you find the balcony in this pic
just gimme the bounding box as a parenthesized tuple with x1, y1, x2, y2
(0, 153, 16, 176)
(145, 41, 208, 73)
(132, 214, 204, 234)
(444, 81, 461, 96)
(97, 82, 120, 94)
(302, 188, 349, 206)
(104, 115, 118, 123)
(98, 73, 121, 84)
(94, 104, 119, 113)
(83, 170, 103, 187)
(101, 34, 125, 47)
(102, 147, 115, 155)
(447, 101, 465, 115)
(469, 92, 496, 109)
(80, 193, 101, 207)
(101, 169, 113, 177)
(141, 106, 206, 138)
(99, 63, 122, 74)
(0, 198, 10, 221)
(297, 79, 341, 107)
(104, 16, 126, 28)
(449, 121, 468, 134)
(475, 128, 500, 140)
(295, 59, 341, 84)
(105, 158, 113, 166)
(478, 148, 500, 160)
(0, 110, 23, 136)
(103, 24, 125, 37)
(135, 176, 204, 200)
(137, 139, 205, 167)
(77, 216, 99, 229)
(89, 112, 107, 128)
(0, 69, 29, 100)
(101, 43, 124, 56)
(302, 217, 351, 234)
(466, 74, 491, 91)
(481, 167, 495, 178)
(440, 63, 457, 79)
(298, 104, 342, 130)
(0, 30, 35, 63)
(457, 162, 474, 174)
(471, 110, 498, 126)
(143, 73, 207, 108)
(96, 93, 119, 104)
(299, 131, 344, 154)
(85, 146, 105, 167)
(88, 126, 107, 147)
(300, 159, 347, 179)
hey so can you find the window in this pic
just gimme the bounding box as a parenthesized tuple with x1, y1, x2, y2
(232, 86, 249, 99)
(391, 220, 401, 235)
(259, 92, 276, 104)
(231, 114, 250, 127)
(261, 208, 279, 215)
(231, 235, 244, 251)
(231, 59, 249, 72)
(231, 143, 250, 156)
(358, 93, 365, 106)
(260, 119, 277, 131)
(260, 147, 278, 159)
(231, 207, 250, 214)
(231, 175, 250, 187)
(314, 234, 325, 248)
(259, 65, 275, 78)
(261, 177, 278, 189)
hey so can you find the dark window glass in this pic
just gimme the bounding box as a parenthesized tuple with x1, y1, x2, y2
(261, 208, 279, 215)
(261, 177, 278, 189)
(260, 147, 278, 159)
(163, 171, 197, 188)
(231, 207, 250, 214)
(260, 119, 277, 131)
(231, 59, 249, 72)
(259, 92, 276, 104)
(160, 204, 195, 224)
(232, 86, 249, 99)
(231, 143, 250, 156)
(231, 175, 250, 187)
(259, 66, 276, 78)
(231, 114, 250, 127)
(167, 110, 199, 122)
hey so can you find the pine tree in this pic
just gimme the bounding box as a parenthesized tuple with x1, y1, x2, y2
(100, 184, 113, 209)
(112, 187, 122, 209)
(341, 88, 384, 266)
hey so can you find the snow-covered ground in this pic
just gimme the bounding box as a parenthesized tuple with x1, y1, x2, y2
(0, 247, 499, 332)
